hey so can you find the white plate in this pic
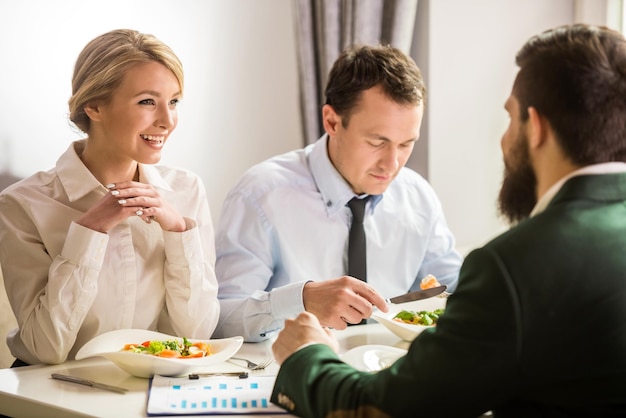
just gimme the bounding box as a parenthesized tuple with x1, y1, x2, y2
(372, 297, 447, 342)
(340, 345, 407, 372)
(75, 329, 244, 378)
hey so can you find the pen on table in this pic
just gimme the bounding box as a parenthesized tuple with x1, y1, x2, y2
(188, 371, 249, 380)
(51, 373, 128, 394)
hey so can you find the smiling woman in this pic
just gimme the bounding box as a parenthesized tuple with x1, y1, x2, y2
(0, 29, 220, 367)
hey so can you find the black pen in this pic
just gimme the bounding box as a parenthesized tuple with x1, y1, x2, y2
(188, 372, 249, 380)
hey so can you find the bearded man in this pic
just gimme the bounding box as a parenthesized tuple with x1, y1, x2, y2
(269, 23, 626, 418)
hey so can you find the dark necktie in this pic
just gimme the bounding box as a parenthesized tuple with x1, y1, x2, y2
(347, 196, 369, 282)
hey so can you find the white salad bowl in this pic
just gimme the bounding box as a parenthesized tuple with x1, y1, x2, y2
(372, 296, 447, 342)
(75, 329, 244, 378)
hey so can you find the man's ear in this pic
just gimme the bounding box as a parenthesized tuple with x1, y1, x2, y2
(83, 101, 103, 122)
(322, 104, 341, 135)
(527, 106, 548, 149)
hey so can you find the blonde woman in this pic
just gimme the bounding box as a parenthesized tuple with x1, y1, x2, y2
(0, 29, 219, 366)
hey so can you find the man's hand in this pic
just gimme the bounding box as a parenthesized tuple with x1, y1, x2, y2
(272, 312, 339, 364)
(302, 276, 389, 329)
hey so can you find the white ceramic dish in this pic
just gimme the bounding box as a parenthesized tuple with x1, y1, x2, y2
(340, 345, 407, 372)
(75, 329, 244, 378)
(372, 296, 447, 342)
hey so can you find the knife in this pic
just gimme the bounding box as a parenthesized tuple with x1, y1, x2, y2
(51, 373, 128, 394)
(388, 285, 447, 304)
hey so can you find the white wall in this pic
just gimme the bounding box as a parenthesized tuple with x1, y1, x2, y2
(0, 0, 302, 225)
(425, 0, 572, 254)
(423, 0, 621, 255)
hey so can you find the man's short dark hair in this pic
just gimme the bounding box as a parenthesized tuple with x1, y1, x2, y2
(514, 24, 626, 164)
(324, 44, 426, 127)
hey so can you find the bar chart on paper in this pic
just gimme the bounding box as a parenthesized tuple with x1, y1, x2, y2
(147, 375, 287, 415)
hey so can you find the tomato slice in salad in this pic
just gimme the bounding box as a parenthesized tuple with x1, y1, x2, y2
(121, 337, 211, 358)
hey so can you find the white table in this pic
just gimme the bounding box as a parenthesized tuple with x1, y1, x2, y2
(0, 323, 406, 417)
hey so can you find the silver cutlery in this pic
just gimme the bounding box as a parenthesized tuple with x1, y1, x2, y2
(229, 356, 274, 370)
(51, 373, 128, 394)
(388, 285, 447, 304)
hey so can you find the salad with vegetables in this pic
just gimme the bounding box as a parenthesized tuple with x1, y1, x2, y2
(122, 337, 211, 358)
(393, 308, 445, 326)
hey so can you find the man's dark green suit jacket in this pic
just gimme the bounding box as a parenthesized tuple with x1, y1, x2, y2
(271, 173, 626, 417)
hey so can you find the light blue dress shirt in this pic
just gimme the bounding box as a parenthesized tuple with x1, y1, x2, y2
(214, 135, 462, 341)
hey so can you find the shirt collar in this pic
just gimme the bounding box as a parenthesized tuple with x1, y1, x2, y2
(56, 140, 105, 202)
(56, 139, 173, 202)
(307, 134, 382, 216)
(140, 164, 173, 191)
(530, 162, 626, 217)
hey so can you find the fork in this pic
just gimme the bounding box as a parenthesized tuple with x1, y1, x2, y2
(229, 356, 274, 370)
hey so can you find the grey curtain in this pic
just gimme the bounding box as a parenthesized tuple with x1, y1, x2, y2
(294, 0, 419, 145)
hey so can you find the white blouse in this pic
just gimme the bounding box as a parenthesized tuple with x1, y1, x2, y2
(0, 140, 219, 364)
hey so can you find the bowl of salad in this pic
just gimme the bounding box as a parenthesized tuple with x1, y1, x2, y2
(372, 297, 447, 342)
(75, 329, 243, 378)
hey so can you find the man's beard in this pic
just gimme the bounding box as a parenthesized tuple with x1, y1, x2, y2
(497, 132, 538, 225)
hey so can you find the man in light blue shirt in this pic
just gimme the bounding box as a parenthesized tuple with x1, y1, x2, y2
(214, 45, 462, 342)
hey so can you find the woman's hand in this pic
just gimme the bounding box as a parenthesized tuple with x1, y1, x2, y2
(76, 181, 186, 233)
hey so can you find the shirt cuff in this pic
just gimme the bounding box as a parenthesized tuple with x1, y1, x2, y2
(269, 281, 306, 318)
(163, 222, 200, 265)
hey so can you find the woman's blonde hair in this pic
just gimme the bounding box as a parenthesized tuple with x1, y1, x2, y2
(68, 29, 184, 133)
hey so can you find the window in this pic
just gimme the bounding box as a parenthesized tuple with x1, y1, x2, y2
(607, 0, 624, 32)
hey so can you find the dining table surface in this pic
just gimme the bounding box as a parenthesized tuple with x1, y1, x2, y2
(0, 322, 410, 418)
